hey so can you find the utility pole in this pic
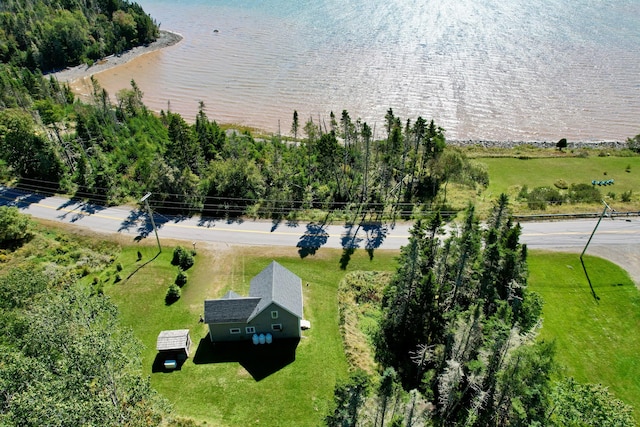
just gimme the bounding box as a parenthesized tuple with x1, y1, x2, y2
(140, 192, 161, 253)
(580, 200, 612, 301)
(581, 200, 612, 259)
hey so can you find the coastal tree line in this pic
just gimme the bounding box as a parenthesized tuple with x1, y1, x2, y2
(0, 64, 490, 220)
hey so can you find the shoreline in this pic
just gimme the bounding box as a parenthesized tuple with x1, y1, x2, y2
(46, 31, 630, 148)
(48, 30, 183, 84)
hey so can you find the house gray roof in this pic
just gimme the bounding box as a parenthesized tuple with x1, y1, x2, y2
(204, 261, 303, 325)
(204, 297, 261, 323)
(249, 261, 303, 320)
(156, 329, 191, 351)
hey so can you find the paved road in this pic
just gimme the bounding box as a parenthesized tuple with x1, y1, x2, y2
(2, 186, 639, 283)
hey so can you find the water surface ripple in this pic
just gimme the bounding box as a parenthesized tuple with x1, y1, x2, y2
(93, 0, 640, 141)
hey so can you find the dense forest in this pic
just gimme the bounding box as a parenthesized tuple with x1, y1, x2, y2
(0, 0, 158, 71)
(327, 198, 635, 426)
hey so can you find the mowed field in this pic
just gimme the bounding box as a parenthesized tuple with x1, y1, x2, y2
(528, 251, 640, 423)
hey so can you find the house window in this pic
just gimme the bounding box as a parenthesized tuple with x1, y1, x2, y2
(229, 328, 241, 334)
(271, 324, 282, 332)
(245, 326, 256, 334)
(271, 310, 279, 319)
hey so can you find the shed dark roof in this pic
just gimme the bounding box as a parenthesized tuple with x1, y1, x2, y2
(156, 329, 191, 351)
(204, 297, 261, 323)
(249, 261, 303, 320)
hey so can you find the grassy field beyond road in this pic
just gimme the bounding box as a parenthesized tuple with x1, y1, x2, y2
(477, 156, 640, 213)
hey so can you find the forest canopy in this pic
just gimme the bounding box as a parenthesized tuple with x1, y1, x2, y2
(0, 0, 158, 71)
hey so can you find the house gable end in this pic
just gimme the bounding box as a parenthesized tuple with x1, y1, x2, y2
(247, 301, 299, 323)
(249, 261, 303, 319)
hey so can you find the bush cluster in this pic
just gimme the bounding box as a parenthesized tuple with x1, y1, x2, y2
(520, 181, 610, 210)
(171, 246, 194, 270)
(165, 284, 181, 304)
(175, 270, 188, 287)
(526, 187, 564, 210)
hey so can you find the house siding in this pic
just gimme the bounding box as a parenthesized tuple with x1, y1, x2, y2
(208, 321, 253, 342)
(249, 303, 300, 340)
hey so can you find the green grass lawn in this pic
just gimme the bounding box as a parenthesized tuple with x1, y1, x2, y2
(105, 244, 399, 426)
(480, 156, 639, 201)
(528, 251, 640, 422)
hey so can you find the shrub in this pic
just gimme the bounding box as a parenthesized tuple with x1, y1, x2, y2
(116, 262, 123, 272)
(171, 246, 194, 270)
(626, 164, 631, 173)
(175, 270, 188, 287)
(568, 183, 601, 203)
(527, 187, 564, 210)
(627, 134, 640, 153)
(621, 190, 633, 202)
(554, 179, 569, 190)
(517, 185, 529, 201)
(0, 206, 31, 244)
(165, 284, 181, 304)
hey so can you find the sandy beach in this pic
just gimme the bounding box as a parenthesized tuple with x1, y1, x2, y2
(49, 30, 183, 84)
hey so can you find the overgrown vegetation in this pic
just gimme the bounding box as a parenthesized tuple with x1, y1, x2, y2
(337, 271, 391, 374)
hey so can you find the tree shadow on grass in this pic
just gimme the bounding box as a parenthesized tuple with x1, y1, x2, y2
(193, 336, 299, 381)
(339, 223, 363, 270)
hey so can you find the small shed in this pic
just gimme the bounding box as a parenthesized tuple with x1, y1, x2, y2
(156, 329, 192, 359)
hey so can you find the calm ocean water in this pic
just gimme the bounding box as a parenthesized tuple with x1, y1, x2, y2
(93, 0, 640, 141)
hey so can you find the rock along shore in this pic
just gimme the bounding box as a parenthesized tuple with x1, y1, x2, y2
(448, 139, 628, 149)
(48, 30, 183, 84)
